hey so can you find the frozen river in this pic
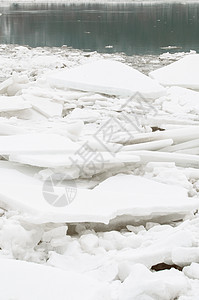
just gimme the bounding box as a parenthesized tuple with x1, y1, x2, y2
(0, 2, 199, 299)
(0, 2, 199, 55)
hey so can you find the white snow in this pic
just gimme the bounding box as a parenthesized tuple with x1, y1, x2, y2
(172, 247, 199, 266)
(183, 263, 199, 280)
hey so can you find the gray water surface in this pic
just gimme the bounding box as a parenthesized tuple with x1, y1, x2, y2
(0, 2, 199, 55)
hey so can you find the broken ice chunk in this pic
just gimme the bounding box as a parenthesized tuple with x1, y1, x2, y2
(22, 94, 63, 118)
(47, 60, 165, 99)
(0, 96, 31, 112)
(0, 133, 79, 155)
(149, 54, 199, 89)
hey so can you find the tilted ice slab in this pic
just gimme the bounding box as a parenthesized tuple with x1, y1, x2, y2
(47, 60, 166, 99)
(9, 151, 140, 168)
(149, 54, 199, 89)
(0, 162, 198, 224)
(122, 138, 173, 151)
(22, 94, 63, 118)
(129, 150, 199, 168)
(0, 133, 79, 154)
(128, 126, 199, 144)
(0, 258, 109, 300)
(161, 139, 199, 153)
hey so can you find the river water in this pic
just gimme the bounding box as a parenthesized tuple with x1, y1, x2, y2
(0, 2, 198, 55)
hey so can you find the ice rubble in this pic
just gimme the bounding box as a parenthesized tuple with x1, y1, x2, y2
(118, 264, 188, 300)
(0, 48, 198, 299)
(0, 58, 198, 223)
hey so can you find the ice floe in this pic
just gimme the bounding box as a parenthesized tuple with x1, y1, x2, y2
(47, 60, 166, 99)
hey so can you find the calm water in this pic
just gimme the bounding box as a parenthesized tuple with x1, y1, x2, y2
(0, 2, 199, 55)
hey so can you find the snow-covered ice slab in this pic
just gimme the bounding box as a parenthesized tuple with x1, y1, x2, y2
(0, 95, 31, 112)
(0, 258, 109, 300)
(0, 163, 198, 224)
(149, 54, 199, 89)
(0, 133, 79, 154)
(47, 60, 166, 99)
